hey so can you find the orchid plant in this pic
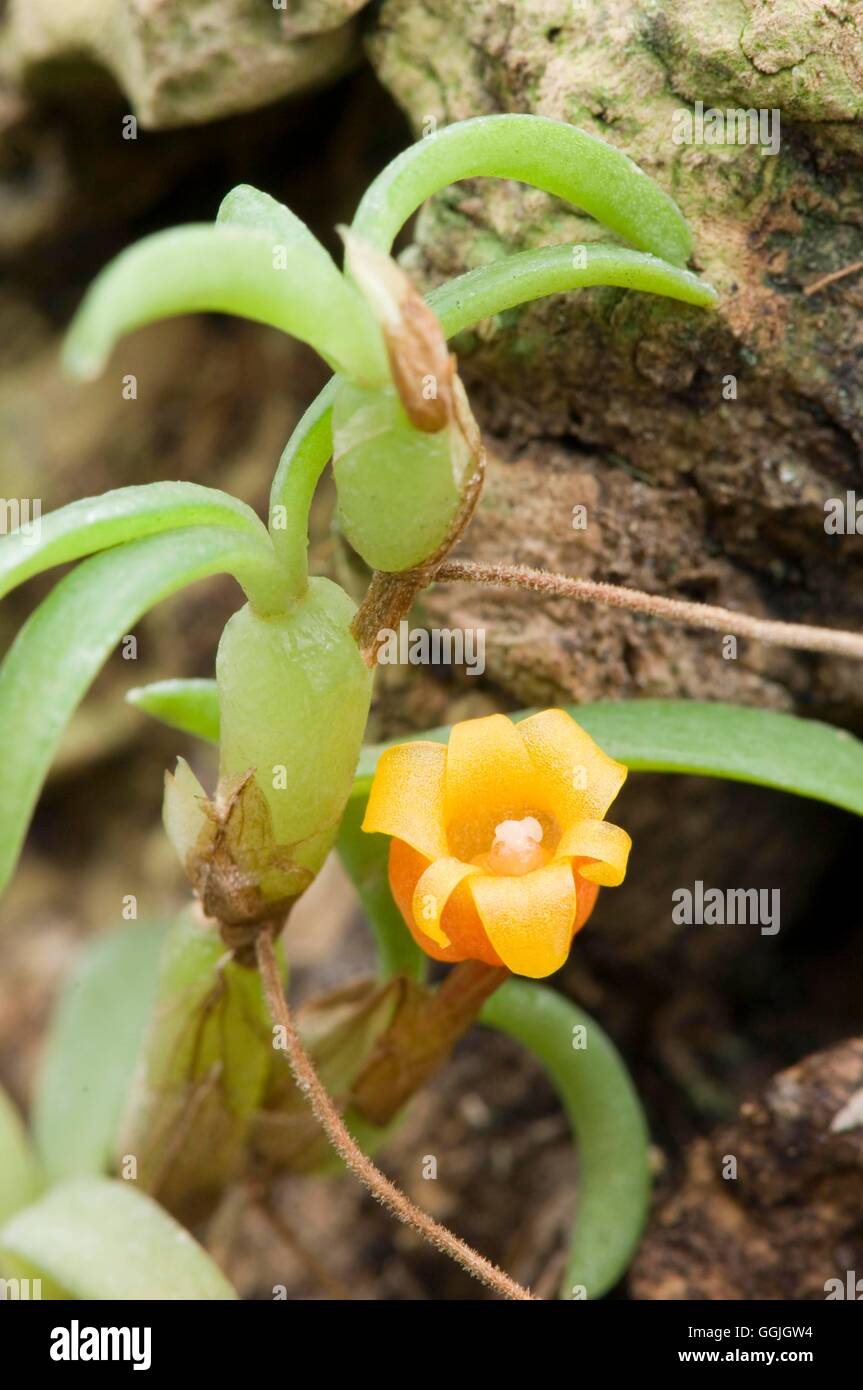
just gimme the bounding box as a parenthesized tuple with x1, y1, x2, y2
(2, 115, 862, 1302)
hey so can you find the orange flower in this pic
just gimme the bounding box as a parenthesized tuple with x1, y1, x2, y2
(362, 710, 631, 978)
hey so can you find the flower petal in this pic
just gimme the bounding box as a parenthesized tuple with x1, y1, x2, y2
(411, 856, 481, 949)
(388, 839, 502, 966)
(468, 860, 577, 978)
(444, 714, 540, 860)
(556, 819, 631, 886)
(572, 872, 599, 931)
(362, 740, 448, 859)
(518, 708, 627, 823)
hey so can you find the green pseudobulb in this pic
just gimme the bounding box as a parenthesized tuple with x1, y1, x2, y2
(332, 380, 471, 573)
(216, 577, 372, 878)
(117, 904, 274, 1221)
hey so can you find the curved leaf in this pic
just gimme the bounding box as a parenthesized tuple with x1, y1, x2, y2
(32, 924, 168, 1183)
(0, 525, 285, 897)
(427, 242, 717, 338)
(353, 700, 863, 817)
(126, 678, 220, 744)
(352, 114, 694, 266)
(481, 980, 650, 1299)
(0, 1177, 237, 1299)
(63, 224, 386, 387)
(0, 481, 268, 602)
(0, 1084, 41, 1227)
(218, 183, 334, 259)
(267, 376, 339, 591)
(259, 232, 715, 560)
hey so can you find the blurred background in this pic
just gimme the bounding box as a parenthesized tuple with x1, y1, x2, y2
(1, 0, 862, 1298)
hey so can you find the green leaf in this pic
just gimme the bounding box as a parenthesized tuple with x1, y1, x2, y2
(0, 1083, 41, 1227)
(267, 376, 339, 591)
(63, 223, 386, 387)
(0, 1177, 238, 1299)
(32, 924, 168, 1184)
(481, 980, 650, 1299)
(126, 678, 220, 743)
(427, 242, 717, 338)
(0, 525, 285, 898)
(218, 183, 334, 259)
(353, 700, 863, 817)
(0, 481, 269, 602)
(352, 114, 694, 266)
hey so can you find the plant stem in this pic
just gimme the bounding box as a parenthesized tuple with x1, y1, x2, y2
(255, 930, 535, 1301)
(803, 260, 863, 296)
(435, 559, 863, 662)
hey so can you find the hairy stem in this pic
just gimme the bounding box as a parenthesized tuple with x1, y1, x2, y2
(255, 930, 535, 1301)
(804, 260, 863, 296)
(435, 559, 863, 662)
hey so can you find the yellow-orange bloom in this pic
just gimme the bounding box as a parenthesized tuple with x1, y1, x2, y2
(362, 710, 631, 978)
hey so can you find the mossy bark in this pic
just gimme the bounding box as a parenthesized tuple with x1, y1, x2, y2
(368, 0, 863, 725)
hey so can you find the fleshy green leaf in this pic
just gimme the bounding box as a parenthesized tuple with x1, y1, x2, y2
(0, 481, 268, 602)
(0, 1083, 41, 1226)
(353, 700, 863, 817)
(0, 1177, 237, 1299)
(32, 924, 167, 1183)
(0, 525, 286, 897)
(352, 114, 694, 266)
(481, 980, 650, 1300)
(218, 183, 333, 259)
(267, 376, 339, 591)
(427, 242, 717, 338)
(63, 223, 386, 387)
(126, 678, 220, 743)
